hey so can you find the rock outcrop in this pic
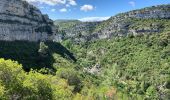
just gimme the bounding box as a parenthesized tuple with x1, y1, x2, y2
(0, 0, 56, 41)
(90, 4, 170, 41)
(55, 20, 100, 43)
(64, 22, 100, 43)
(125, 5, 170, 19)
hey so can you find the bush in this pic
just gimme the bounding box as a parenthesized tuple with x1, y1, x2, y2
(146, 86, 159, 99)
(56, 68, 83, 92)
(158, 39, 168, 47)
(0, 59, 74, 100)
(0, 59, 25, 99)
(140, 81, 150, 92)
(127, 33, 134, 38)
(0, 83, 6, 99)
(165, 81, 170, 89)
(38, 42, 49, 57)
(163, 89, 170, 100)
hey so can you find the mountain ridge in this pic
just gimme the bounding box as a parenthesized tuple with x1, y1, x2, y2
(55, 4, 170, 43)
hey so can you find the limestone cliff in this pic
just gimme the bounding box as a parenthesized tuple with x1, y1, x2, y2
(90, 4, 170, 40)
(0, 0, 56, 41)
(54, 20, 100, 43)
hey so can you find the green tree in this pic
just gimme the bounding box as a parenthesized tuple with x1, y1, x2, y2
(38, 42, 49, 57)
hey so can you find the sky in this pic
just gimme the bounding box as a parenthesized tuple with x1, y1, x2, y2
(25, 0, 170, 21)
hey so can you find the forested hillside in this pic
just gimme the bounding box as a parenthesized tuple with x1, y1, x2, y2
(0, 32, 170, 99)
(0, 3, 169, 100)
(61, 32, 170, 100)
(54, 20, 81, 31)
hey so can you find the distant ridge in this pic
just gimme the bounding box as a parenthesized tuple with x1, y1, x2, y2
(54, 4, 170, 43)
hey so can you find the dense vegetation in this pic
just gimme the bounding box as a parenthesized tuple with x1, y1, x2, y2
(54, 20, 81, 30)
(62, 32, 170, 100)
(0, 2, 169, 100)
(54, 20, 81, 35)
(0, 31, 170, 99)
(0, 4, 169, 100)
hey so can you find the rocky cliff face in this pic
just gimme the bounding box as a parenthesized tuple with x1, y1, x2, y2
(55, 20, 100, 43)
(64, 22, 100, 42)
(0, 0, 56, 41)
(116, 5, 170, 19)
(90, 4, 170, 40)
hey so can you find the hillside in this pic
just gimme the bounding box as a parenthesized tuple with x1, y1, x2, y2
(55, 4, 170, 42)
(54, 19, 81, 30)
(0, 32, 169, 99)
(54, 20, 100, 42)
(62, 32, 170, 100)
(0, 2, 169, 100)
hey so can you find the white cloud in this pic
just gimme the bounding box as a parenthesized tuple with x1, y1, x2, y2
(68, 0, 77, 6)
(79, 17, 110, 22)
(59, 8, 67, 12)
(51, 9, 56, 12)
(24, 0, 76, 6)
(66, 4, 70, 7)
(129, 1, 135, 7)
(25, 0, 66, 6)
(80, 5, 94, 12)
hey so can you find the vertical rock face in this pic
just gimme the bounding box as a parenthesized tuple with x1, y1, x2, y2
(0, 0, 56, 41)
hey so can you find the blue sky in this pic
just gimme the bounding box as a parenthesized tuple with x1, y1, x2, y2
(26, 0, 170, 21)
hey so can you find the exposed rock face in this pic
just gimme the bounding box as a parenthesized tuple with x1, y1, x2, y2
(54, 21, 100, 43)
(64, 22, 100, 43)
(124, 5, 170, 19)
(89, 4, 170, 41)
(0, 0, 56, 41)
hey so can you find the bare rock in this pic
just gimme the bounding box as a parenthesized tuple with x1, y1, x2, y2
(0, 0, 57, 41)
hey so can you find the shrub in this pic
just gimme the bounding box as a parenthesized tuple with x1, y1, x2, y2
(56, 68, 83, 92)
(158, 39, 168, 47)
(165, 81, 170, 89)
(0, 59, 74, 99)
(127, 33, 134, 38)
(38, 42, 49, 57)
(0, 83, 6, 99)
(140, 81, 150, 92)
(146, 86, 159, 99)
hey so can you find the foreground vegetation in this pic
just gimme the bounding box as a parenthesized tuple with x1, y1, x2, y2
(0, 32, 170, 99)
